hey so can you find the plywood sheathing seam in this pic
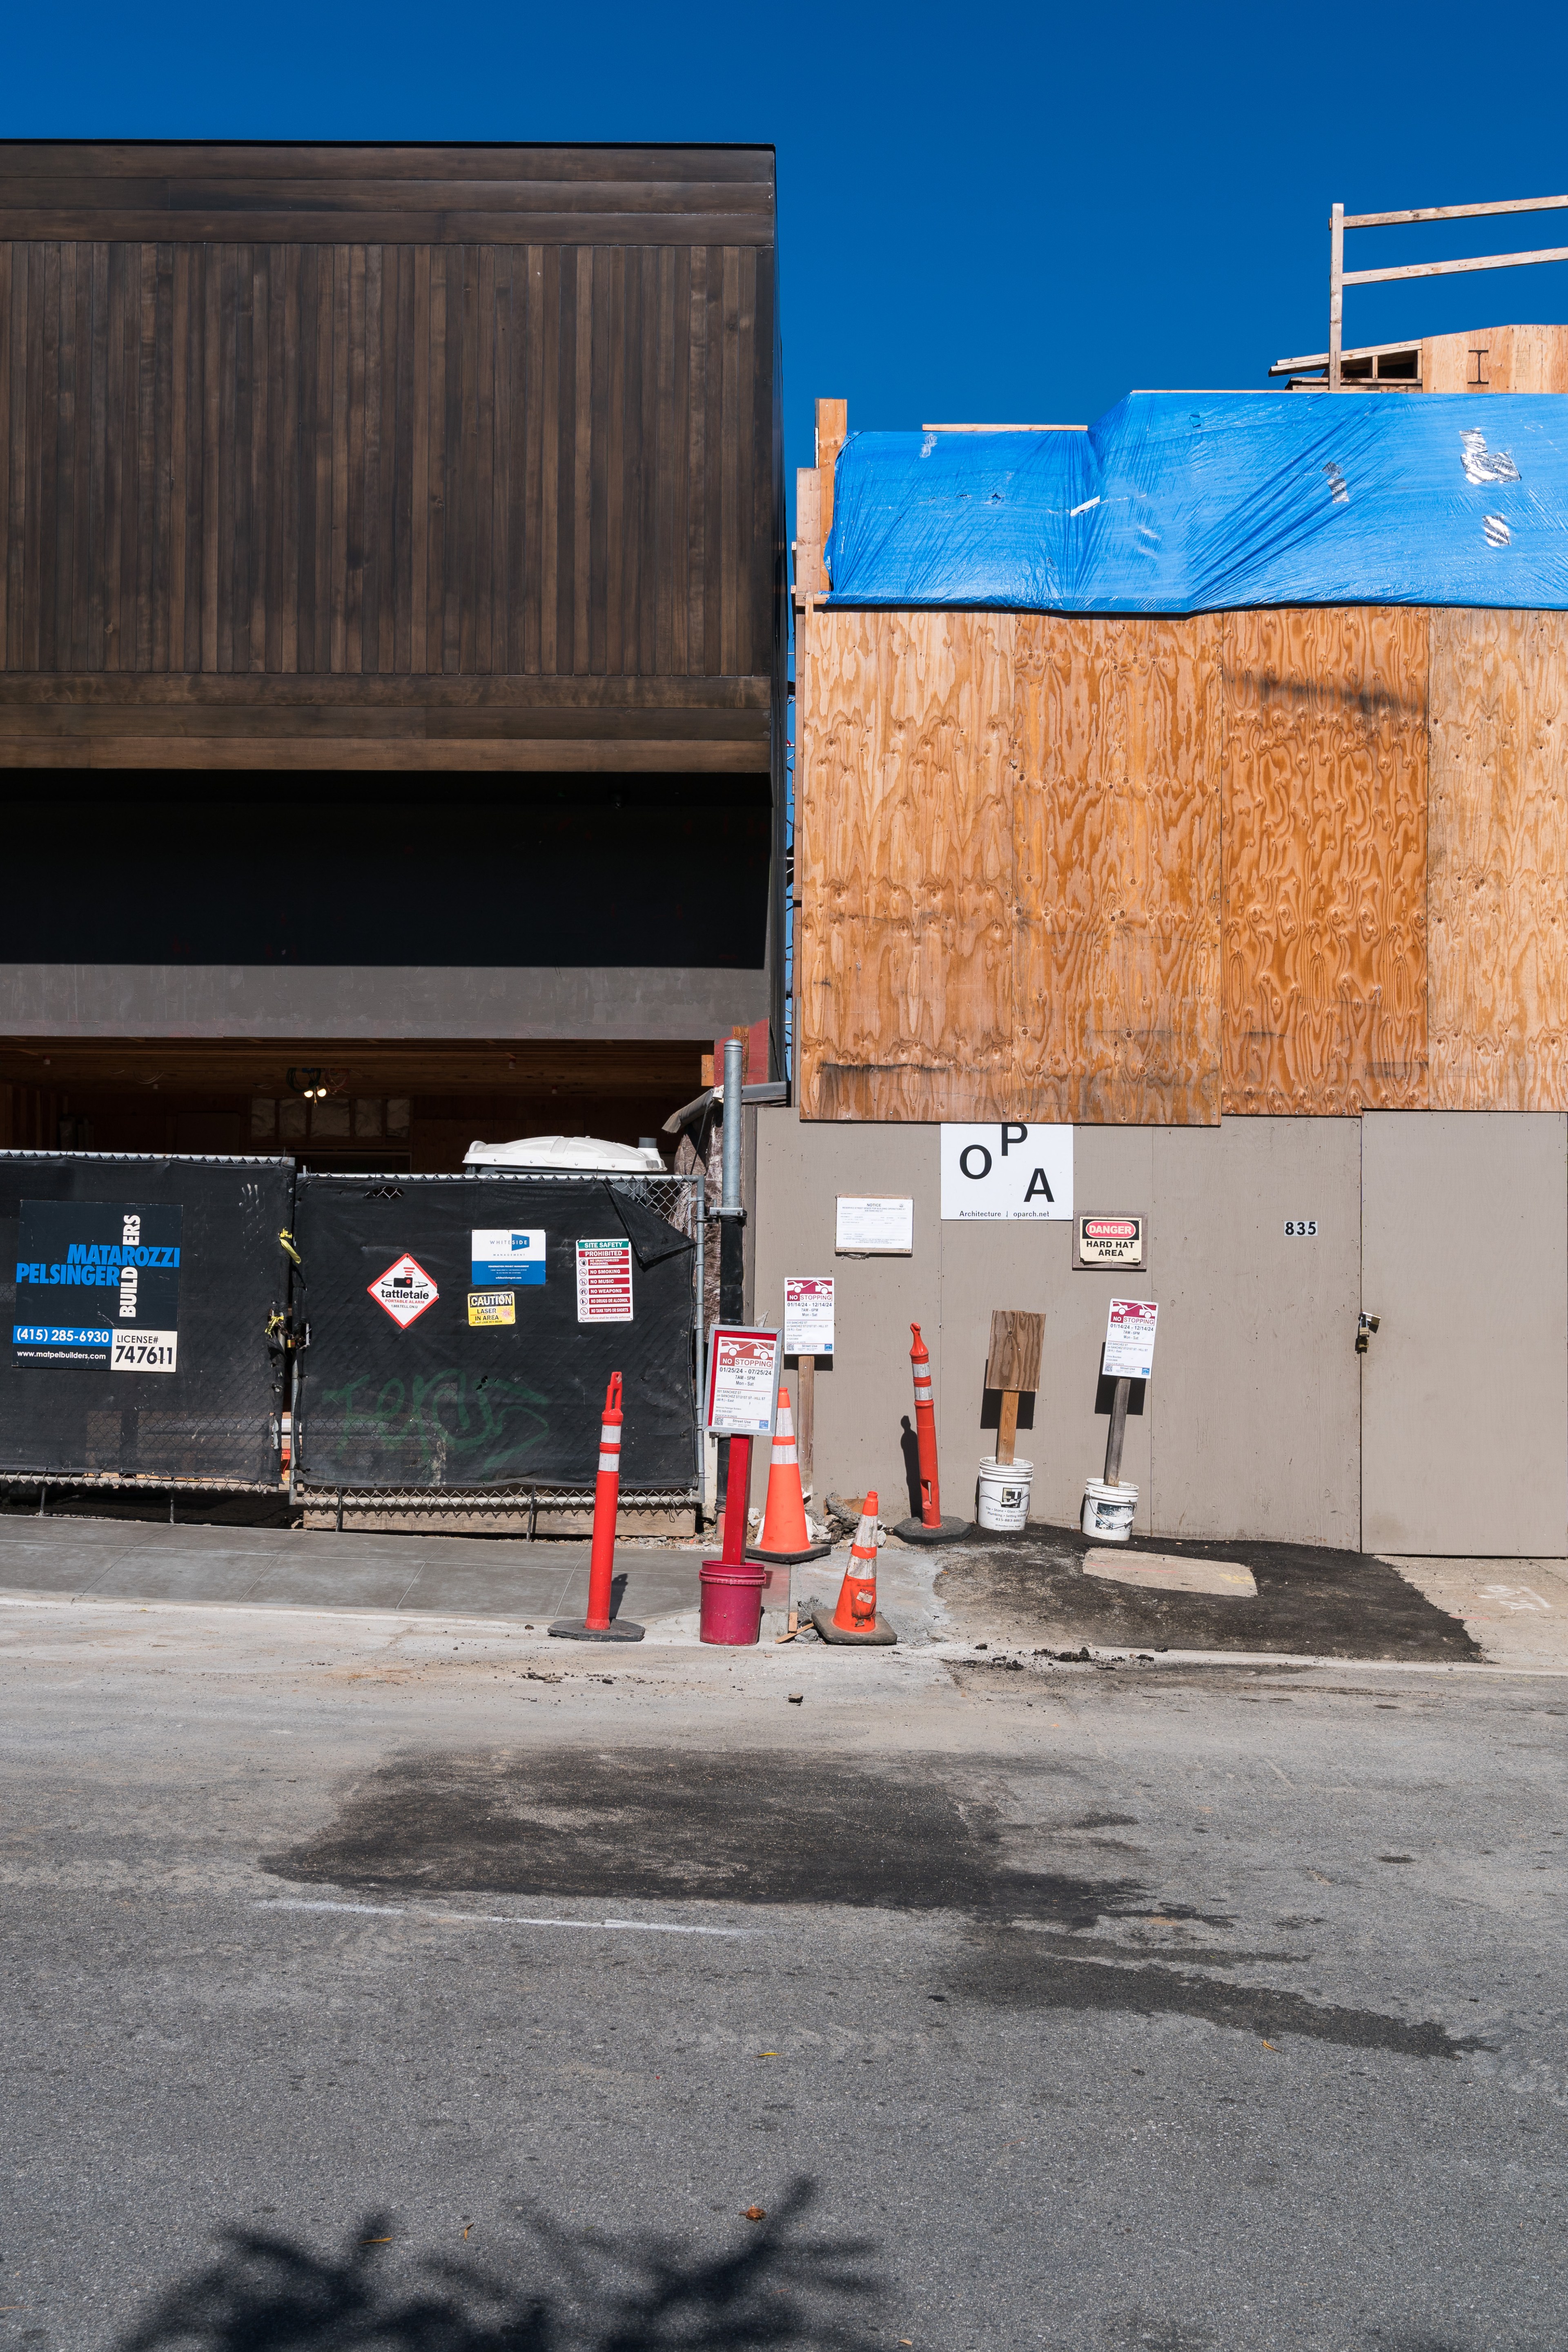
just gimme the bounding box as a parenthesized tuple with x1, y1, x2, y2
(1221, 606, 1429, 1116)
(1429, 607, 1568, 1110)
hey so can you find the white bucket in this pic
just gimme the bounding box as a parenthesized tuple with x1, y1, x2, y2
(1082, 1477, 1138, 1543)
(977, 1456, 1033, 1532)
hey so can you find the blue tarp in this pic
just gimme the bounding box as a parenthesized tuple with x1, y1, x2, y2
(821, 394, 1568, 612)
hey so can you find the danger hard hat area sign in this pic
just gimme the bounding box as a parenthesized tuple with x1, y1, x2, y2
(368, 1254, 439, 1328)
(1073, 1211, 1147, 1270)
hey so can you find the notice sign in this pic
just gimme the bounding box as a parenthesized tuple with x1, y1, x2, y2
(1103, 1297, 1158, 1381)
(784, 1276, 835, 1356)
(835, 1197, 914, 1254)
(368, 1254, 439, 1329)
(13, 1198, 183, 1370)
(1074, 1213, 1146, 1270)
(941, 1125, 1073, 1221)
(470, 1228, 545, 1287)
(576, 1238, 634, 1323)
(468, 1290, 516, 1327)
(705, 1324, 782, 1437)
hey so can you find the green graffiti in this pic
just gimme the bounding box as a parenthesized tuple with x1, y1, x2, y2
(317, 1367, 553, 1483)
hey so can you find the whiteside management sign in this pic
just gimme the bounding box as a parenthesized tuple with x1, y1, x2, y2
(940, 1125, 1073, 1221)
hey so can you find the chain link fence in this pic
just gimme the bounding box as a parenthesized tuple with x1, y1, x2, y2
(289, 1167, 705, 1520)
(0, 1150, 294, 1497)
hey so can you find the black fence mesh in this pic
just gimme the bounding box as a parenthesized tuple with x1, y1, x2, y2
(292, 1172, 698, 1493)
(0, 1152, 294, 1488)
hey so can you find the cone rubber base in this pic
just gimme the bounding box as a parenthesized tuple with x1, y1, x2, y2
(745, 1539, 833, 1566)
(548, 1618, 646, 1643)
(892, 1515, 971, 1546)
(811, 1605, 897, 1646)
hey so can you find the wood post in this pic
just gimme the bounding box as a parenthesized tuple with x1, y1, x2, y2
(1329, 202, 1344, 392)
(1103, 1378, 1131, 1486)
(816, 397, 848, 528)
(794, 466, 826, 595)
(997, 1389, 1019, 1467)
(796, 1355, 814, 1496)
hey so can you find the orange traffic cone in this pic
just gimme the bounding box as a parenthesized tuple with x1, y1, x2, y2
(812, 1491, 897, 1646)
(746, 1386, 831, 1566)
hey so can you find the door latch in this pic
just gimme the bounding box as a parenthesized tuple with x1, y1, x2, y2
(1355, 1311, 1381, 1356)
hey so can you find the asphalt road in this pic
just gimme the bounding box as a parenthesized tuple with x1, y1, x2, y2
(4, 1595, 1567, 2352)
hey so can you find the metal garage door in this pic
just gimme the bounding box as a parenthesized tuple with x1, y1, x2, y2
(1361, 1112, 1568, 1556)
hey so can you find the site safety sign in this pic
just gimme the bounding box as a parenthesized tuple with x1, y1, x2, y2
(576, 1238, 634, 1323)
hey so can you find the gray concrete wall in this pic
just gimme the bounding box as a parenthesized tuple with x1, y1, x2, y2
(752, 1109, 1368, 1548)
(0, 964, 769, 1040)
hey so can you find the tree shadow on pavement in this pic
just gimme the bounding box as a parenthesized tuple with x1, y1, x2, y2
(113, 2181, 884, 2352)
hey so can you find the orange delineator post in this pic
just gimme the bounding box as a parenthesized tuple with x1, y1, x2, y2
(719, 1435, 752, 1565)
(832, 1492, 882, 1631)
(909, 1323, 942, 1528)
(584, 1371, 624, 1633)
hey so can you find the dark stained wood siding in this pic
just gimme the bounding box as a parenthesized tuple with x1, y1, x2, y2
(1, 235, 774, 680)
(0, 147, 782, 773)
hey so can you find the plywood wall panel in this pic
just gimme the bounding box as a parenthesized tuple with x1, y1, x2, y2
(1423, 325, 1568, 394)
(797, 608, 1223, 1124)
(797, 608, 1017, 1120)
(1429, 608, 1568, 1109)
(1012, 615, 1222, 1125)
(1222, 607, 1429, 1115)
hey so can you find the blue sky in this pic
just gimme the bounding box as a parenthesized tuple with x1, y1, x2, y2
(7, 0, 1568, 484)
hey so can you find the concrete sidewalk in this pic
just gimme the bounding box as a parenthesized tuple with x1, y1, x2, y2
(4, 1506, 1568, 1669)
(0, 1512, 947, 1646)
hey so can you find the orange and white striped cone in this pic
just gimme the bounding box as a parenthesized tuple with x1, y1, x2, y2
(550, 1371, 645, 1642)
(746, 1387, 832, 1566)
(812, 1490, 897, 1646)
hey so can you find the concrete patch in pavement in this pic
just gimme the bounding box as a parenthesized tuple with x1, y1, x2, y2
(1082, 1553, 1257, 1597)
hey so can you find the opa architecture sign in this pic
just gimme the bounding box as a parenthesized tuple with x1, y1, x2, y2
(940, 1124, 1074, 1221)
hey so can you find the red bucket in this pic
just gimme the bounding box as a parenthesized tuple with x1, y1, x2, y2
(699, 1557, 765, 1646)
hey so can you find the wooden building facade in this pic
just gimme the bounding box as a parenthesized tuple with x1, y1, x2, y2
(0, 143, 784, 1164)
